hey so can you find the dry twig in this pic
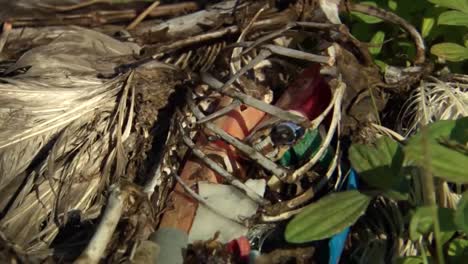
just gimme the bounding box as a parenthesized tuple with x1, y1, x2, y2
(177, 118, 269, 206)
(38, 0, 111, 12)
(8, 2, 199, 27)
(173, 173, 246, 226)
(201, 72, 309, 126)
(348, 3, 426, 65)
(127, 1, 160, 30)
(187, 92, 289, 179)
(75, 185, 128, 264)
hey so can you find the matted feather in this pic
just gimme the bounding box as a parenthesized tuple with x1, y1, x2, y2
(398, 75, 468, 136)
(0, 26, 142, 251)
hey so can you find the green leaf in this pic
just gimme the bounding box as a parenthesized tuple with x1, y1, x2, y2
(440, 231, 455, 245)
(409, 206, 457, 240)
(396, 256, 426, 264)
(421, 17, 435, 38)
(428, 0, 468, 14)
(388, 0, 398, 10)
(431, 42, 468, 61)
(405, 118, 468, 183)
(383, 189, 409, 201)
(455, 191, 468, 233)
(375, 59, 388, 72)
(397, 41, 417, 61)
(350, 136, 404, 190)
(351, 2, 384, 24)
(438, 10, 468, 27)
(285, 191, 371, 243)
(369, 31, 386, 55)
(451, 117, 468, 144)
(447, 238, 468, 263)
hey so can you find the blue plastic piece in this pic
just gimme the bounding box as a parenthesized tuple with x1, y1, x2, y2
(328, 169, 359, 264)
(149, 227, 188, 264)
(249, 250, 261, 264)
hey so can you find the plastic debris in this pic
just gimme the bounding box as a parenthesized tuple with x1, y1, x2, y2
(189, 179, 266, 243)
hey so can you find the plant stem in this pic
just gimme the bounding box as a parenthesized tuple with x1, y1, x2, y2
(418, 239, 429, 264)
(420, 125, 445, 264)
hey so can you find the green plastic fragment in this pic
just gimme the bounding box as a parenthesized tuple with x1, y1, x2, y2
(279, 129, 333, 167)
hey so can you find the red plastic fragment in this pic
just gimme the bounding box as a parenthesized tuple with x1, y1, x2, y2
(275, 64, 331, 120)
(226, 236, 251, 262)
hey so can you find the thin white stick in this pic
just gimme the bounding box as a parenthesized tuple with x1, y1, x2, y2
(371, 123, 406, 142)
(178, 120, 269, 205)
(230, 6, 266, 75)
(172, 173, 246, 226)
(75, 185, 127, 264)
(324, 141, 339, 186)
(196, 100, 242, 124)
(309, 88, 336, 129)
(261, 207, 304, 222)
(186, 93, 289, 179)
(127, 1, 161, 30)
(262, 143, 341, 220)
(143, 136, 171, 196)
(288, 81, 346, 183)
(262, 44, 333, 65)
(201, 72, 309, 126)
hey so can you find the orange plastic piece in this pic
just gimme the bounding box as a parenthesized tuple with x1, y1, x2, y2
(159, 97, 266, 233)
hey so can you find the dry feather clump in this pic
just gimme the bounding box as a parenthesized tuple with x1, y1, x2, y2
(0, 25, 183, 261)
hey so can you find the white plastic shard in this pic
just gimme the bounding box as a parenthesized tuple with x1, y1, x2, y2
(188, 179, 266, 243)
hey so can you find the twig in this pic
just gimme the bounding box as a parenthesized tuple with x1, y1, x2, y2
(201, 73, 309, 126)
(196, 100, 241, 124)
(325, 141, 340, 184)
(37, 0, 110, 12)
(261, 207, 303, 222)
(263, 143, 340, 217)
(349, 3, 426, 65)
(75, 184, 127, 264)
(143, 124, 174, 196)
(9, 2, 199, 27)
(261, 44, 333, 65)
(144, 12, 290, 56)
(177, 119, 269, 206)
(371, 123, 406, 142)
(287, 80, 346, 183)
(264, 188, 315, 216)
(240, 21, 342, 56)
(234, 44, 333, 75)
(127, 1, 160, 30)
(187, 93, 289, 179)
(222, 49, 273, 92)
(240, 23, 294, 56)
(152, 25, 239, 56)
(230, 6, 266, 75)
(295, 21, 342, 30)
(134, 0, 240, 39)
(172, 173, 246, 226)
(309, 88, 336, 130)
